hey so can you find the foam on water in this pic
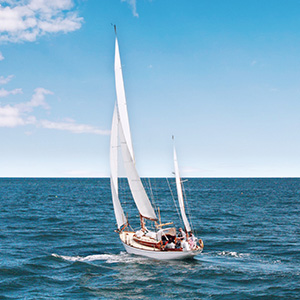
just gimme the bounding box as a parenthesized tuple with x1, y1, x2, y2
(217, 251, 250, 258)
(51, 252, 147, 264)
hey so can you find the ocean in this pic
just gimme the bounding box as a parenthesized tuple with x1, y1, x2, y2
(0, 178, 299, 299)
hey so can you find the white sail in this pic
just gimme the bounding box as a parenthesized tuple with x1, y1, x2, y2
(110, 104, 126, 229)
(173, 145, 191, 232)
(118, 120, 157, 220)
(114, 36, 135, 162)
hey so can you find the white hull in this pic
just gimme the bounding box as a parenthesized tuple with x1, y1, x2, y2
(120, 231, 202, 260)
(122, 242, 202, 260)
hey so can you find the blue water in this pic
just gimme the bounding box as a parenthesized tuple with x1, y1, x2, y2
(0, 178, 299, 299)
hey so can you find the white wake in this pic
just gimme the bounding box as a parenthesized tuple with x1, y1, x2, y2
(51, 252, 146, 263)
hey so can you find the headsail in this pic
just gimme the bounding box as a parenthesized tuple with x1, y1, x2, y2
(110, 104, 126, 229)
(173, 140, 191, 232)
(118, 120, 157, 220)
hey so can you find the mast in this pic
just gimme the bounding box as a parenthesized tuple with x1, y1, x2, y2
(173, 137, 191, 232)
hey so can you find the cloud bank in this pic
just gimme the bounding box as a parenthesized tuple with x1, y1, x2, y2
(0, 88, 50, 127)
(40, 119, 110, 135)
(0, 2, 107, 135)
(0, 87, 109, 135)
(0, 0, 83, 43)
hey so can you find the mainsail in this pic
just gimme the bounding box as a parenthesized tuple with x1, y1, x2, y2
(110, 104, 126, 229)
(114, 35, 135, 162)
(173, 143, 191, 232)
(111, 31, 157, 222)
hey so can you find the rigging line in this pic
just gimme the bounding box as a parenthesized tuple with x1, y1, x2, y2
(147, 178, 158, 217)
(129, 223, 134, 232)
(166, 177, 182, 226)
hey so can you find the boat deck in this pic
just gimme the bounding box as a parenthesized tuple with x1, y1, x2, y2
(119, 231, 202, 252)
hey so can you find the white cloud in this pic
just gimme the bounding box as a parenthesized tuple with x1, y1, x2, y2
(0, 87, 109, 135)
(0, 87, 22, 97)
(40, 119, 110, 135)
(38, 13, 82, 33)
(0, 104, 36, 127)
(16, 87, 52, 111)
(0, 51, 4, 60)
(0, 74, 14, 84)
(121, 0, 139, 17)
(28, 0, 73, 12)
(0, 0, 83, 43)
(0, 87, 48, 127)
(0, 104, 25, 127)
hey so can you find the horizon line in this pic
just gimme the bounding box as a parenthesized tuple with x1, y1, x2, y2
(1, 176, 300, 179)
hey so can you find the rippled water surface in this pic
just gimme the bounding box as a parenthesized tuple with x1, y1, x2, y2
(0, 178, 299, 299)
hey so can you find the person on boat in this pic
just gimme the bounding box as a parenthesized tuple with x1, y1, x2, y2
(165, 240, 175, 249)
(177, 228, 186, 241)
(175, 239, 182, 249)
(161, 235, 169, 250)
(162, 235, 175, 250)
(188, 232, 196, 249)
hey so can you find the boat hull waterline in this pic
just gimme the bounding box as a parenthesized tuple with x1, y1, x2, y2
(122, 242, 202, 260)
(120, 231, 203, 260)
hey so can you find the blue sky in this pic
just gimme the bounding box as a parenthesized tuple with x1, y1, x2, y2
(0, 0, 300, 177)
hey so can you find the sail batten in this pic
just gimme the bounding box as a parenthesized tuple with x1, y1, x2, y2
(173, 145, 191, 232)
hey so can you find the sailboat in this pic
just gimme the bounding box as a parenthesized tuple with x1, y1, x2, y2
(110, 26, 204, 260)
